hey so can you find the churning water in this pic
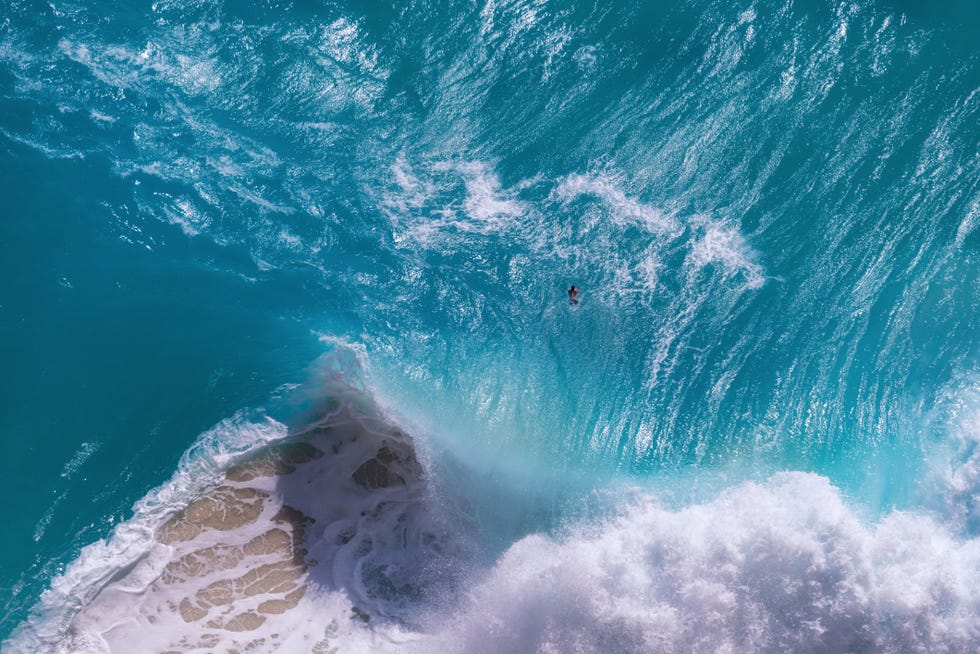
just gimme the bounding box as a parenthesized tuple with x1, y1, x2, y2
(1, 0, 978, 651)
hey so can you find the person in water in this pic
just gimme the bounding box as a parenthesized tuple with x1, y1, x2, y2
(568, 285, 579, 305)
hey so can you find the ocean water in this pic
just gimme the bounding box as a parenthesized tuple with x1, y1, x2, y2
(1, 0, 978, 651)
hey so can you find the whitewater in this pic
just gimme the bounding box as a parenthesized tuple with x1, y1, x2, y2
(0, 0, 978, 652)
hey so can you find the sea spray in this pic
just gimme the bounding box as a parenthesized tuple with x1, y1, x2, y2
(2, 0, 979, 650)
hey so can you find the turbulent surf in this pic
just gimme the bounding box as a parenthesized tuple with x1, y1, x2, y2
(1, 0, 978, 652)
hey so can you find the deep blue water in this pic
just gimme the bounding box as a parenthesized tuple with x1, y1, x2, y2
(1, 0, 978, 651)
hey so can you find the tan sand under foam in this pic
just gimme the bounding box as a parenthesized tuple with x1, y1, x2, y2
(153, 477, 310, 632)
(242, 528, 292, 557)
(70, 406, 433, 652)
(163, 543, 245, 581)
(163, 526, 297, 586)
(225, 441, 325, 482)
(257, 587, 307, 615)
(159, 486, 268, 543)
(210, 610, 266, 632)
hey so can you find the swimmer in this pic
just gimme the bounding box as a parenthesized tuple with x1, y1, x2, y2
(568, 285, 579, 305)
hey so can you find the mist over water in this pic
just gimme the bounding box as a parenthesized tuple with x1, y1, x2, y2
(1, 0, 978, 651)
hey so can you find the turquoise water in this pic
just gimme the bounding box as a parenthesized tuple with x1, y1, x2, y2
(1, 0, 978, 651)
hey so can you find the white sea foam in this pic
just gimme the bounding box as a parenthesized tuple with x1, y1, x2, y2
(59, 441, 101, 479)
(687, 214, 766, 289)
(925, 381, 980, 536)
(390, 155, 435, 212)
(157, 193, 211, 236)
(551, 173, 765, 300)
(88, 110, 116, 124)
(9, 383, 980, 654)
(383, 158, 524, 247)
(942, 427, 980, 535)
(554, 173, 680, 236)
(6, 415, 287, 653)
(420, 473, 980, 654)
(32, 492, 67, 543)
(381, 160, 765, 316)
(64, 411, 437, 654)
(955, 195, 979, 248)
(4, 347, 469, 654)
(457, 161, 524, 224)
